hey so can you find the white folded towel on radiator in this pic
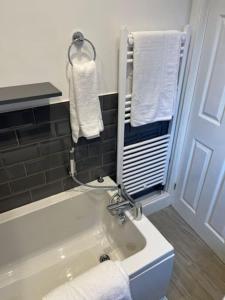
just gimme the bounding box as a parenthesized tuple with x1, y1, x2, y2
(69, 60, 104, 143)
(43, 260, 132, 300)
(130, 30, 182, 127)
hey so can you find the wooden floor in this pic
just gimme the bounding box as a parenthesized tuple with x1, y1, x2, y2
(148, 207, 225, 300)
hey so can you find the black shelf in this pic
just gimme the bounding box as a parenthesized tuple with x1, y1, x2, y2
(0, 82, 62, 105)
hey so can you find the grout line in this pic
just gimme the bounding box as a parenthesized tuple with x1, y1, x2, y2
(23, 162, 28, 176)
(28, 190, 33, 202)
(32, 108, 37, 124)
(7, 182, 13, 194)
(43, 172, 47, 184)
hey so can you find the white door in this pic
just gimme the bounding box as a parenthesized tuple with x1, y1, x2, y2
(174, 0, 225, 262)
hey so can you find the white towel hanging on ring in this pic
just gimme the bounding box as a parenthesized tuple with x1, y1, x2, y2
(69, 60, 104, 143)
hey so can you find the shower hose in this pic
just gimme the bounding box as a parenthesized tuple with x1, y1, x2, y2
(69, 147, 119, 191)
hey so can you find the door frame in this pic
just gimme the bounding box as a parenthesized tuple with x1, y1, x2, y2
(167, 0, 210, 200)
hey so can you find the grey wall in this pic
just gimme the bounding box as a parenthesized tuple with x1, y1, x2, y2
(0, 94, 118, 213)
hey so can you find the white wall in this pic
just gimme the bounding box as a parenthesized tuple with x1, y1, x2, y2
(0, 0, 191, 98)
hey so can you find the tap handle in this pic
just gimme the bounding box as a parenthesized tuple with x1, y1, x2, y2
(120, 184, 135, 205)
(134, 202, 142, 220)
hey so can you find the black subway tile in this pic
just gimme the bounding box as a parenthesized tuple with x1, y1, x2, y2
(102, 94, 118, 111)
(33, 103, 69, 123)
(102, 110, 117, 126)
(88, 142, 102, 156)
(0, 109, 35, 130)
(55, 120, 71, 136)
(0, 164, 26, 183)
(0, 131, 18, 150)
(102, 139, 117, 153)
(25, 152, 69, 175)
(76, 136, 100, 146)
(31, 181, 63, 201)
(45, 165, 68, 183)
(1, 144, 40, 166)
(0, 183, 11, 198)
(7, 164, 26, 180)
(76, 155, 102, 172)
(74, 145, 88, 160)
(103, 151, 117, 164)
(101, 124, 117, 140)
(0, 192, 31, 213)
(39, 136, 71, 156)
(87, 139, 116, 156)
(17, 123, 55, 144)
(101, 163, 116, 175)
(10, 173, 45, 193)
(0, 168, 7, 183)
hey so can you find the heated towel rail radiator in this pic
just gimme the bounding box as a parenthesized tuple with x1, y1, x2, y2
(117, 26, 191, 197)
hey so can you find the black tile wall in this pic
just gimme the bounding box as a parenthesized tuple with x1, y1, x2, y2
(39, 136, 71, 155)
(0, 183, 11, 198)
(25, 151, 69, 175)
(10, 173, 45, 193)
(0, 131, 18, 149)
(33, 103, 69, 123)
(0, 109, 35, 130)
(0, 93, 118, 213)
(1, 145, 40, 165)
(0, 164, 26, 183)
(0, 192, 32, 214)
(30, 181, 63, 202)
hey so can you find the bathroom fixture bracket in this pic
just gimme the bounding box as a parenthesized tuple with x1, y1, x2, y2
(68, 31, 96, 65)
(97, 177, 105, 183)
(72, 32, 85, 46)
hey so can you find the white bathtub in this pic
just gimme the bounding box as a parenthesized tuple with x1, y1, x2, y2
(0, 177, 174, 300)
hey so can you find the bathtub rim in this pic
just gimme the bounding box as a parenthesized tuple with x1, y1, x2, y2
(0, 177, 174, 279)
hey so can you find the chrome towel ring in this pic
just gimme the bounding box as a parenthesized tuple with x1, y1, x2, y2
(68, 31, 96, 66)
